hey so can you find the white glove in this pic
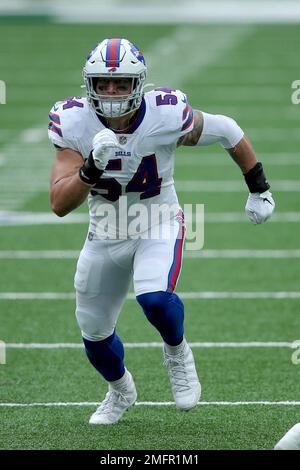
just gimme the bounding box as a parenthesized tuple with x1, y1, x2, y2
(245, 190, 275, 224)
(92, 129, 121, 170)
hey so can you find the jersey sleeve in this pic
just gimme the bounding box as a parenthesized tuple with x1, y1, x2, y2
(176, 90, 194, 138)
(148, 88, 195, 145)
(47, 98, 83, 151)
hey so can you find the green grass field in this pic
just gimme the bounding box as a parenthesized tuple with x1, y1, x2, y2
(1, 21, 300, 450)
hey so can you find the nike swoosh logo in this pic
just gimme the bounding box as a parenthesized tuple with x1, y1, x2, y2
(263, 198, 273, 205)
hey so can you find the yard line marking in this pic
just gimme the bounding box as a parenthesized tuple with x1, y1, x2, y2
(0, 250, 80, 259)
(6, 147, 300, 165)
(0, 292, 300, 300)
(1, 249, 300, 259)
(1, 401, 300, 407)
(205, 213, 300, 223)
(176, 153, 300, 166)
(5, 342, 295, 349)
(186, 250, 300, 259)
(176, 180, 300, 192)
(0, 211, 89, 226)
(247, 128, 300, 141)
(176, 292, 300, 299)
(1, 211, 300, 226)
(0, 293, 76, 300)
(20, 128, 45, 144)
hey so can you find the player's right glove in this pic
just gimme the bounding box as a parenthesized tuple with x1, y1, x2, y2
(92, 128, 121, 170)
(79, 129, 121, 185)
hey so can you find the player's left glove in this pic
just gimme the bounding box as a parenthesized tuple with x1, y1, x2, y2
(245, 190, 275, 224)
(244, 161, 275, 224)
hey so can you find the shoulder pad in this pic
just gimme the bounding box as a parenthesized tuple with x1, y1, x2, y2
(144, 88, 194, 143)
(48, 97, 88, 149)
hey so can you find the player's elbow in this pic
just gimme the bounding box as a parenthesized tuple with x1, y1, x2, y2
(51, 202, 68, 217)
(50, 194, 68, 217)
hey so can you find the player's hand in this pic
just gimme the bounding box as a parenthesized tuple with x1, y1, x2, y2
(92, 129, 121, 170)
(245, 190, 275, 224)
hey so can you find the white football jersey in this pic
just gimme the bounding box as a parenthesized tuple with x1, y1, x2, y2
(48, 89, 194, 238)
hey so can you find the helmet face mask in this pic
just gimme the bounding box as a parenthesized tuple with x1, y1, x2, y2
(83, 39, 147, 118)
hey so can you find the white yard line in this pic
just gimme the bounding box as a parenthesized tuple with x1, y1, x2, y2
(186, 250, 300, 259)
(205, 213, 300, 223)
(1, 401, 300, 407)
(0, 292, 299, 300)
(0, 211, 89, 226)
(176, 153, 300, 166)
(176, 180, 300, 192)
(0, 250, 81, 259)
(1, 211, 300, 226)
(0, 249, 300, 259)
(4, 342, 295, 349)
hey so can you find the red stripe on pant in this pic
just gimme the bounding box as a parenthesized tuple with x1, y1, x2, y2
(168, 224, 185, 292)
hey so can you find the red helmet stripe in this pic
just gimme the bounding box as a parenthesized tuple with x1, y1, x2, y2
(106, 38, 121, 67)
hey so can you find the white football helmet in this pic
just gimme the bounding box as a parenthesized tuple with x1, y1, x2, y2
(83, 38, 147, 118)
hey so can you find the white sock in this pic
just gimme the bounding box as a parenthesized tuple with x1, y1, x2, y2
(109, 369, 130, 391)
(164, 338, 186, 355)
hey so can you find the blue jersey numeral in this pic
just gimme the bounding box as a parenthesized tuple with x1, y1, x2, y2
(91, 155, 162, 202)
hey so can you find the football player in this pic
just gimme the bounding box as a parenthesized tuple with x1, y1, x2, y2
(49, 38, 275, 425)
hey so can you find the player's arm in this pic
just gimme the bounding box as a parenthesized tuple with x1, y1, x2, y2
(178, 109, 257, 171)
(50, 147, 97, 217)
(50, 129, 121, 217)
(178, 109, 275, 224)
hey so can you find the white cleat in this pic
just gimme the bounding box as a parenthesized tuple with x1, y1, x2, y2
(163, 339, 201, 411)
(274, 423, 300, 450)
(89, 370, 137, 425)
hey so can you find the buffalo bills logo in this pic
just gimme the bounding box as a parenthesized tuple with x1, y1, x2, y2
(108, 67, 117, 72)
(130, 43, 145, 65)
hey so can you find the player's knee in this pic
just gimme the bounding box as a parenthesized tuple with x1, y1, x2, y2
(137, 290, 168, 313)
(76, 308, 114, 341)
(81, 329, 114, 342)
(137, 290, 183, 314)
